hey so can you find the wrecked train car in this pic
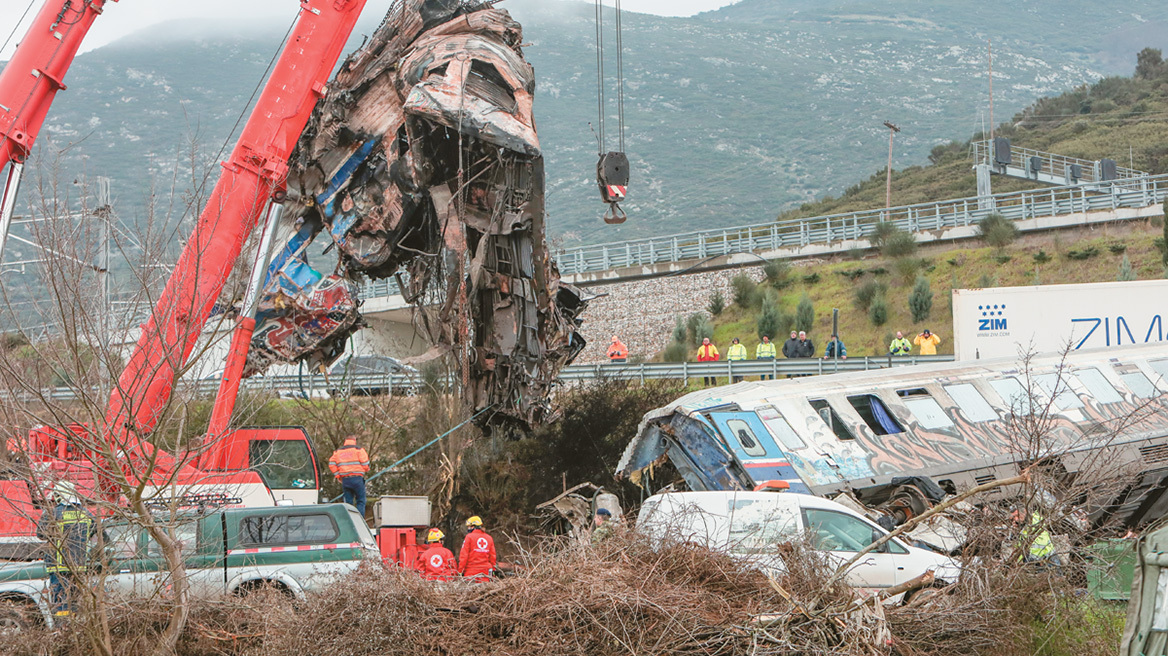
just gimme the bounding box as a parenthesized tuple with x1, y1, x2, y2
(617, 344, 1168, 531)
(243, 0, 586, 426)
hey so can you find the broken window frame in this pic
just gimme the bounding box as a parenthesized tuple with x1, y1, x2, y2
(900, 393, 955, 430)
(808, 399, 856, 441)
(755, 405, 806, 451)
(725, 418, 766, 457)
(845, 394, 904, 436)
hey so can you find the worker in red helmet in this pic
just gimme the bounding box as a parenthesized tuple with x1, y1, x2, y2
(457, 515, 496, 582)
(416, 528, 456, 581)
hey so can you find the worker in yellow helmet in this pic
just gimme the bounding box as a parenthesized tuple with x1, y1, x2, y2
(416, 528, 456, 581)
(458, 516, 496, 582)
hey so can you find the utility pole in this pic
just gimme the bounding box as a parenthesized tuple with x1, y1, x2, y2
(988, 39, 994, 144)
(884, 121, 900, 209)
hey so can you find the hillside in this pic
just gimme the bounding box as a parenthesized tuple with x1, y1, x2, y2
(8, 0, 1168, 258)
(672, 55, 1168, 364)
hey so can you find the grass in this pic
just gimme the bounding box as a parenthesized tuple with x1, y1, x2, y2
(695, 220, 1165, 359)
(1031, 599, 1127, 656)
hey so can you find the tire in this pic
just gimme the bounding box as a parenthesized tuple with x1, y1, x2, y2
(0, 599, 36, 634)
(235, 579, 294, 599)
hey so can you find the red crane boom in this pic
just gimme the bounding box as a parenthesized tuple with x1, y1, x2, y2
(0, 0, 114, 256)
(105, 0, 368, 479)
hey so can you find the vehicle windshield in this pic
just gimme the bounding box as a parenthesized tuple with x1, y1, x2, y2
(249, 439, 317, 490)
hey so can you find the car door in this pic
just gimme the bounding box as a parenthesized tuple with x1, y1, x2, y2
(93, 523, 142, 601)
(709, 411, 810, 493)
(800, 506, 910, 591)
(130, 522, 199, 599)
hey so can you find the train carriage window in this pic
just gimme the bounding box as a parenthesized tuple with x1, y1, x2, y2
(1120, 371, 1158, 398)
(989, 377, 1036, 415)
(1072, 368, 1123, 404)
(1035, 373, 1084, 410)
(756, 405, 806, 451)
(809, 400, 856, 441)
(726, 419, 766, 457)
(943, 384, 999, 423)
(846, 394, 904, 435)
(1150, 360, 1168, 384)
(902, 396, 955, 430)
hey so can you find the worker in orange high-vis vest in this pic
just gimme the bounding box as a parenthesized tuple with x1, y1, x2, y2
(328, 436, 371, 516)
(416, 528, 457, 581)
(606, 335, 629, 363)
(696, 337, 719, 386)
(458, 516, 497, 582)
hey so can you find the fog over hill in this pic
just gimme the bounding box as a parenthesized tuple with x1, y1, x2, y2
(10, 0, 1168, 263)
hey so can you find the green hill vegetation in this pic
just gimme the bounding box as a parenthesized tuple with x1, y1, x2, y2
(670, 52, 1168, 361)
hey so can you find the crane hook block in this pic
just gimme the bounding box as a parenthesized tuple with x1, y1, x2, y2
(597, 151, 629, 204)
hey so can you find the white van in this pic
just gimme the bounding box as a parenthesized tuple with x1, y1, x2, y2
(636, 490, 961, 598)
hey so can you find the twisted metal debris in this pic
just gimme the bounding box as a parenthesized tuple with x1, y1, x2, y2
(243, 0, 587, 427)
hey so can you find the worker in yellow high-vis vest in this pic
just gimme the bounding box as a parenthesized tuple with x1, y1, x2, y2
(755, 335, 777, 380)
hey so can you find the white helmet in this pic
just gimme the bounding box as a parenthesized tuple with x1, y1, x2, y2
(52, 482, 80, 504)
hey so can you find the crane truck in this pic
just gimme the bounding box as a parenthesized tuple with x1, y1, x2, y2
(0, 0, 370, 559)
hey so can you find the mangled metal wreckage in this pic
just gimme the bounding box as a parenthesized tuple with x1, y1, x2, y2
(238, 0, 586, 426)
(618, 344, 1168, 549)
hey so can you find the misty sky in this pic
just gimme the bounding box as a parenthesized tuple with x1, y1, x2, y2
(0, 0, 738, 59)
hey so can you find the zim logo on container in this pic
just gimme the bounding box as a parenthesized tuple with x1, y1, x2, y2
(977, 304, 1008, 331)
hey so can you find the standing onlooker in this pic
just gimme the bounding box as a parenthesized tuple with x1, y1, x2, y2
(727, 337, 747, 382)
(36, 483, 95, 618)
(606, 335, 629, 363)
(458, 516, 497, 582)
(328, 436, 371, 517)
(823, 334, 847, 360)
(796, 331, 815, 358)
(696, 337, 720, 386)
(914, 328, 942, 355)
(755, 335, 777, 380)
(781, 330, 800, 359)
(889, 331, 912, 356)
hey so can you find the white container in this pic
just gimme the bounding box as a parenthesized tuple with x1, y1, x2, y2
(372, 495, 431, 528)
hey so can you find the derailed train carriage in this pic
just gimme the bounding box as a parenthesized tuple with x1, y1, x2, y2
(617, 344, 1168, 531)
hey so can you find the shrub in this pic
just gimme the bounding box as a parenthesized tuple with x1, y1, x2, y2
(762, 259, 790, 286)
(1033, 250, 1052, 264)
(894, 257, 923, 282)
(796, 295, 815, 333)
(909, 276, 933, 322)
(882, 231, 918, 258)
(802, 272, 821, 285)
(686, 313, 712, 347)
(1066, 246, 1100, 260)
(1108, 243, 1127, 254)
(730, 274, 758, 307)
(870, 221, 901, 249)
(869, 295, 888, 326)
(757, 303, 784, 341)
(994, 254, 1012, 264)
(662, 341, 689, 362)
(868, 266, 888, 276)
(978, 273, 997, 288)
(977, 213, 1018, 249)
(853, 279, 888, 311)
(838, 268, 866, 281)
(1118, 254, 1136, 281)
(707, 290, 725, 316)
(671, 316, 686, 344)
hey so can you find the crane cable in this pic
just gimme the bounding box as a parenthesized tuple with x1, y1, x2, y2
(594, 0, 627, 154)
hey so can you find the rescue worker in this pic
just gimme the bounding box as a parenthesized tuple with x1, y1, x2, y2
(889, 331, 912, 356)
(914, 328, 942, 355)
(458, 516, 497, 582)
(328, 436, 371, 517)
(36, 482, 94, 618)
(755, 335, 777, 380)
(591, 508, 615, 545)
(823, 333, 847, 360)
(696, 337, 719, 386)
(1011, 508, 1061, 567)
(727, 337, 747, 382)
(416, 528, 457, 581)
(606, 335, 629, 363)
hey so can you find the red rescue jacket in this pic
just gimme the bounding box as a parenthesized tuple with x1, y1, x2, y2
(416, 544, 457, 581)
(458, 528, 497, 580)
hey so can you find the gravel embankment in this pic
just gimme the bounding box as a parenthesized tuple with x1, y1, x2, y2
(576, 266, 764, 363)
